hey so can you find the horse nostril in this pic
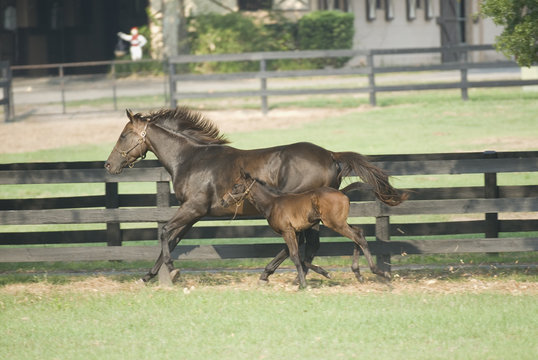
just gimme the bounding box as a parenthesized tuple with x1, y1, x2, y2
(104, 162, 110, 170)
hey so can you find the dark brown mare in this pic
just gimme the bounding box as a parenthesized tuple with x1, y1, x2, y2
(104, 107, 406, 283)
(221, 171, 391, 288)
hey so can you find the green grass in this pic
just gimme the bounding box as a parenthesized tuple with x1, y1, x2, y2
(1, 279, 537, 360)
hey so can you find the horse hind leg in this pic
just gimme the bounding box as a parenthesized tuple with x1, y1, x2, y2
(351, 243, 364, 283)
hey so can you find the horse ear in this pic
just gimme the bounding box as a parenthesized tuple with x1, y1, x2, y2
(126, 109, 134, 123)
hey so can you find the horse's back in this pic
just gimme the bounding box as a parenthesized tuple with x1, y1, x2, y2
(271, 142, 339, 191)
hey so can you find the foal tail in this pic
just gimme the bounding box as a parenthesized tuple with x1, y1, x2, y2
(332, 152, 407, 206)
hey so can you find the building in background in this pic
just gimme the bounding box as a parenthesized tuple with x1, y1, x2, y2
(1, 0, 503, 67)
(0, 0, 148, 66)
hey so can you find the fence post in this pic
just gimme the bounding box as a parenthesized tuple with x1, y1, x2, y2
(375, 213, 391, 274)
(163, 60, 169, 106)
(111, 62, 118, 111)
(105, 182, 122, 246)
(1, 61, 12, 122)
(367, 52, 376, 106)
(260, 58, 268, 115)
(59, 65, 66, 114)
(484, 151, 499, 245)
(168, 60, 177, 108)
(156, 181, 171, 241)
(460, 48, 469, 101)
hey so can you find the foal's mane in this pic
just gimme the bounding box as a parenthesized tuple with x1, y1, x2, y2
(146, 107, 229, 145)
(248, 176, 285, 196)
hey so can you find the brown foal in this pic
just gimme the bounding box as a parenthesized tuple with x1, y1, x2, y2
(221, 171, 390, 288)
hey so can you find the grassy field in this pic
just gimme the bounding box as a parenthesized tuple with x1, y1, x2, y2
(1, 273, 537, 360)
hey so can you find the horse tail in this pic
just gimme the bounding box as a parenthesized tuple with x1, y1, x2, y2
(332, 152, 407, 206)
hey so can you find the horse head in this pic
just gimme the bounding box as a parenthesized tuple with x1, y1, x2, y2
(105, 109, 150, 174)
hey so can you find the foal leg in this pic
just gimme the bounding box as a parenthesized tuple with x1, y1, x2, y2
(349, 225, 390, 280)
(259, 247, 290, 283)
(283, 230, 307, 289)
(260, 230, 330, 283)
(302, 226, 330, 278)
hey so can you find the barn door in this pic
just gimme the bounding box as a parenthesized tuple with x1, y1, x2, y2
(438, 0, 465, 62)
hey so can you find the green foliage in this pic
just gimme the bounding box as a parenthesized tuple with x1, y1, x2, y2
(481, 0, 538, 67)
(188, 13, 269, 73)
(297, 10, 355, 68)
(187, 11, 354, 72)
(298, 10, 354, 51)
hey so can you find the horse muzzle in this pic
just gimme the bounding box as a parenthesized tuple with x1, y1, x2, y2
(104, 161, 124, 175)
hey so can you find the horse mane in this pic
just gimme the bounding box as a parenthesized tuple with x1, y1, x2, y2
(146, 106, 230, 145)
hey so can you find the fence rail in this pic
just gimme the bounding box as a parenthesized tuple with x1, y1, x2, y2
(1, 151, 537, 271)
(0, 61, 12, 122)
(168, 44, 538, 113)
(7, 45, 538, 118)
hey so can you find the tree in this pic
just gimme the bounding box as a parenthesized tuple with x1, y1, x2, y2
(481, 0, 538, 67)
(147, 0, 187, 59)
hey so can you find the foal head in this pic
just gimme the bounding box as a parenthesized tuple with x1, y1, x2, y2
(105, 109, 150, 174)
(220, 171, 254, 208)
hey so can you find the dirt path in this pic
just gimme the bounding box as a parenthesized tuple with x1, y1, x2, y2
(0, 108, 358, 154)
(2, 273, 536, 296)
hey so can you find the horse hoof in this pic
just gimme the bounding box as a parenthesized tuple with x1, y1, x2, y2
(170, 269, 181, 283)
(258, 279, 269, 286)
(354, 274, 365, 283)
(383, 271, 392, 280)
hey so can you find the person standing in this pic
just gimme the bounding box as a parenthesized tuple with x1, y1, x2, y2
(117, 27, 147, 61)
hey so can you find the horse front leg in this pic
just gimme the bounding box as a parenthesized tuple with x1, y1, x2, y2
(142, 206, 200, 283)
(302, 225, 331, 278)
(259, 247, 290, 283)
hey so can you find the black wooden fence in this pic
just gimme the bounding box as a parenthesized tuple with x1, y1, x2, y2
(1, 151, 537, 271)
(0, 61, 12, 122)
(168, 44, 538, 113)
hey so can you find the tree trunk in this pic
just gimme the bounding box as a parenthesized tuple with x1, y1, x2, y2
(147, 0, 183, 59)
